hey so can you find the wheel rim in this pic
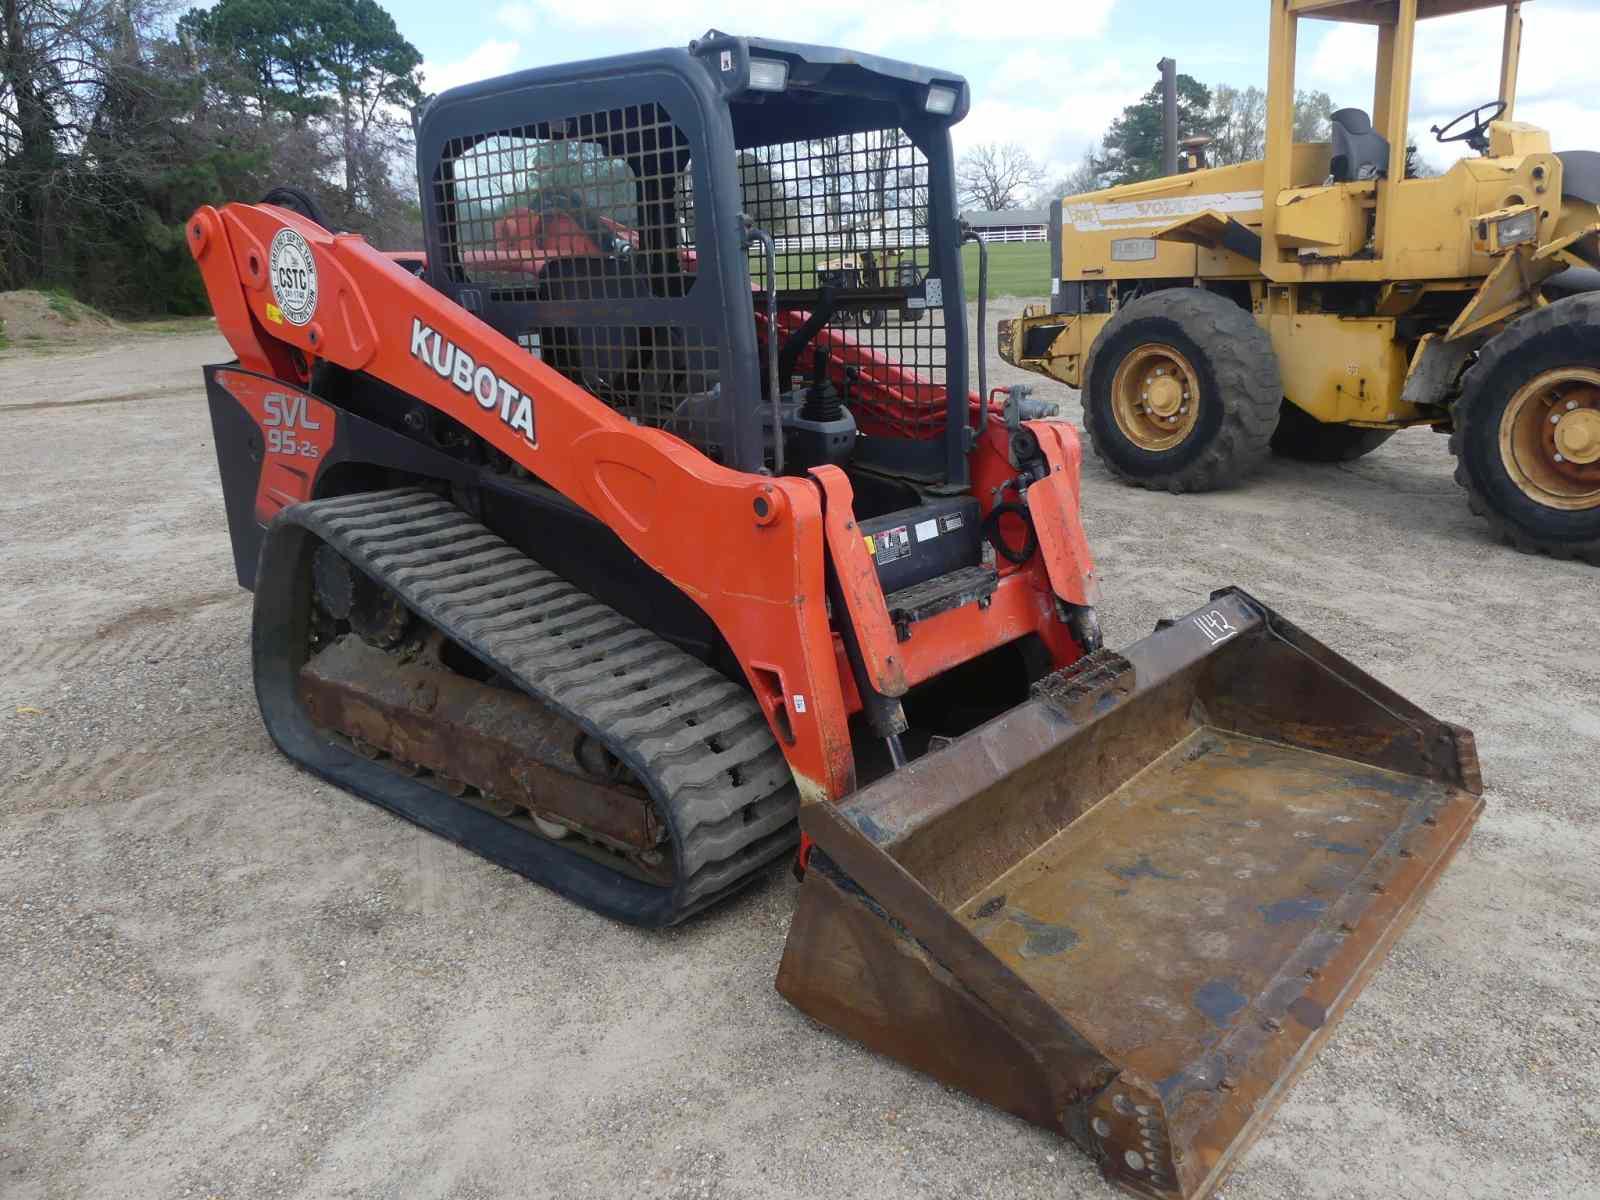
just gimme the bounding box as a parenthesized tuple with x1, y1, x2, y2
(1111, 344, 1201, 451)
(1498, 367, 1600, 511)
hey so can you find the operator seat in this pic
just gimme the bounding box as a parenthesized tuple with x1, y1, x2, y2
(1329, 109, 1390, 183)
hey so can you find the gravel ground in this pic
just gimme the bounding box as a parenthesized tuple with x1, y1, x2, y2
(1, 312, 1596, 1200)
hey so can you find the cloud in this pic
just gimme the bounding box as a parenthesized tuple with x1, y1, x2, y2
(416, 2, 1597, 190)
(959, 52, 1149, 176)
(1302, 3, 1600, 163)
(484, 0, 1123, 175)
(839, 0, 1115, 55)
(494, 0, 1114, 57)
(423, 38, 524, 95)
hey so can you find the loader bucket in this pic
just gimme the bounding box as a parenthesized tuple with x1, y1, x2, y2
(777, 589, 1482, 1200)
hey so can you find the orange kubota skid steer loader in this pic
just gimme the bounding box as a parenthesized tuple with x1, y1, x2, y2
(188, 33, 1482, 1199)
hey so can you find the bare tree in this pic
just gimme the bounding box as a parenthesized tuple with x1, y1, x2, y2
(1206, 84, 1336, 168)
(736, 148, 795, 236)
(1210, 84, 1267, 166)
(1294, 89, 1335, 142)
(814, 134, 848, 231)
(1036, 142, 1106, 202)
(957, 142, 1044, 211)
(865, 129, 907, 225)
(0, 0, 425, 311)
(0, 0, 111, 286)
(1062, 148, 1105, 197)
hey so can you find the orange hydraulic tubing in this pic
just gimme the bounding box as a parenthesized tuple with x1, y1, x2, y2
(189, 202, 856, 804)
(811, 466, 909, 696)
(1021, 421, 1098, 608)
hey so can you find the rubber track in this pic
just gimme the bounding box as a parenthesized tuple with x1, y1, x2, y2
(291, 488, 799, 918)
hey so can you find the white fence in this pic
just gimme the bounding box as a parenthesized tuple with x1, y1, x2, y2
(770, 231, 931, 254)
(768, 226, 1045, 253)
(969, 225, 1048, 244)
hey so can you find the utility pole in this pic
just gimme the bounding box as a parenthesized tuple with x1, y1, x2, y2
(1158, 57, 1179, 176)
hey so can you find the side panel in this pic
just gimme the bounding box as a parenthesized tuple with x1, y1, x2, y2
(1056, 164, 1265, 280)
(776, 864, 1065, 1134)
(214, 370, 337, 525)
(205, 366, 477, 588)
(1273, 183, 1373, 256)
(1264, 311, 1413, 424)
(1051, 157, 1331, 285)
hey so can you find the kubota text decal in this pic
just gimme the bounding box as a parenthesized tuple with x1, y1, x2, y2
(410, 318, 536, 442)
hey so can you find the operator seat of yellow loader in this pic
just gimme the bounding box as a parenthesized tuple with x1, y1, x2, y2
(1328, 108, 1390, 182)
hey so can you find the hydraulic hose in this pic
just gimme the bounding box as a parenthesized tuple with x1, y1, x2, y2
(260, 186, 335, 232)
(982, 500, 1038, 565)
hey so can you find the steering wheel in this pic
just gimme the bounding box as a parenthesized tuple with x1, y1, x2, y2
(1431, 100, 1507, 155)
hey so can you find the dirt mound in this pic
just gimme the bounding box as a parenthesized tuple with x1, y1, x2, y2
(0, 290, 122, 347)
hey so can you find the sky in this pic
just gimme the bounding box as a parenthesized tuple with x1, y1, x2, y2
(397, 0, 1599, 179)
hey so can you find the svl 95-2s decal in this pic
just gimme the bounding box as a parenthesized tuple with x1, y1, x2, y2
(263, 390, 323, 458)
(215, 369, 338, 524)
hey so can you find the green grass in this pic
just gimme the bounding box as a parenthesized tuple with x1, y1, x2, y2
(961, 241, 1049, 299)
(766, 240, 1049, 302)
(43, 286, 85, 324)
(126, 315, 218, 336)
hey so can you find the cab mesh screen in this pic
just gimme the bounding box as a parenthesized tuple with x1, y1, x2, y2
(737, 128, 950, 441)
(435, 103, 727, 457)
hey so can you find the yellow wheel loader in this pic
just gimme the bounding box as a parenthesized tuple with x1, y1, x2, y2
(815, 220, 924, 327)
(1001, 0, 1600, 563)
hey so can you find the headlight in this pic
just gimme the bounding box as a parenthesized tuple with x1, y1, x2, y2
(1494, 209, 1538, 247)
(925, 85, 959, 115)
(747, 58, 789, 93)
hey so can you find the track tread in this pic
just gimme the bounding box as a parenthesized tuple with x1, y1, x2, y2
(288, 488, 799, 920)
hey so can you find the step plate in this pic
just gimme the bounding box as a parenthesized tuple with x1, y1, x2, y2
(885, 564, 999, 632)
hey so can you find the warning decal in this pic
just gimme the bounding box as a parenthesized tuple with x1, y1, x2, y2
(873, 525, 912, 565)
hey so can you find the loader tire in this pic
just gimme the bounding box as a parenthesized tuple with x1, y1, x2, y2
(1082, 288, 1280, 492)
(1449, 293, 1600, 564)
(1270, 399, 1396, 462)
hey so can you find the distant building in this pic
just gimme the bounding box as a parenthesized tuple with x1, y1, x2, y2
(960, 208, 1049, 244)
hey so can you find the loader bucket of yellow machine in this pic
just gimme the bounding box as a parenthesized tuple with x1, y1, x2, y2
(777, 588, 1482, 1200)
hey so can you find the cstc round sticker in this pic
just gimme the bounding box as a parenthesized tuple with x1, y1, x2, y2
(267, 228, 319, 326)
